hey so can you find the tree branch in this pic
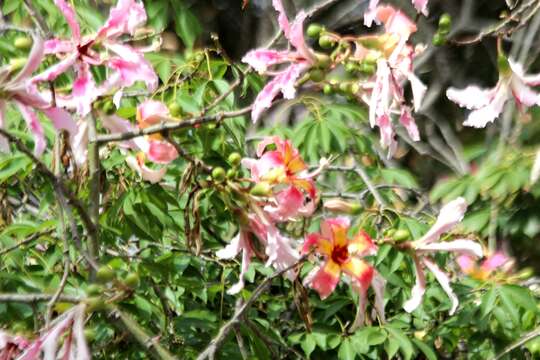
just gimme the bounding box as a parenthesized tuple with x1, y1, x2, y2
(0, 293, 81, 303)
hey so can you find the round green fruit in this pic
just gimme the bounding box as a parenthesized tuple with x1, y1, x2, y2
(86, 284, 102, 296)
(14, 36, 32, 50)
(228, 152, 242, 167)
(323, 83, 334, 95)
(86, 297, 106, 312)
(318, 35, 334, 49)
(211, 167, 226, 182)
(96, 266, 115, 284)
(168, 102, 182, 117)
(393, 229, 411, 242)
(432, 32, 446, 46)
(309, 69, 325, 82)
(307, 24, 323, 38)
(226, 169, 238, 179)
(123, 273, 140, 289)
(438, 13, 452, 31)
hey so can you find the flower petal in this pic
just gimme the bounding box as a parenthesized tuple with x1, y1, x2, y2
(372, 272, 386, 322)
(44, 39, 75, 55)
(264, 224, 299, 279)
(126, 155, 167, 183)
(446, 85, 495, 110)
(364, 0, 380, 27)
(416, 239, 483, 258)
(97, 0, 147, 39)
(308, 260, 341, 300)
(242, 49, 292, 73)
(423, 258, 459, 315)
(377, 5, 417, 39)
(509, 58, 540, 86)
(403, 256, 426, 313)
(399, 106, 420, 141)
(217, 231, 254, 295)
(272, 0, 290, 37)
(72, 63, 100, 116)
(146, 140, 178, 164)
(105, 44, 158, 92)
(288, 11, 314, 62)
(137, 99, 170, 125)
(264, 185, 304, 220)
(481, 252, 509, 272)
(342, 257, 374, 290)
(101, 114, 142, 150)
(416, 197, 467, 244)
(15, 102, 45, 156)
(412, 0, 429, 16)
(32, 52, 78, 83)
(456, 255, 475, 274)
(0, 101, 9, 152)
(408, 72, 427, 112)
(511, 77, 540, 107)
(349, 230, 377, 256)
(463, 84, 509, 128)
(54, 0, 81, 41)
(12, 33, 44, 83)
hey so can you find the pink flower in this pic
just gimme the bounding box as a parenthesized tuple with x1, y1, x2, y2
(457, 251, 511, 280)
(0, 330, 29, 358)
(18, 304, 90, 360)
(362, 5, 425, 157)
(242, 136, 318, 221)
(403, 197, 483, 315)
(33, 0, 157, 116)
(447, 57, 540, 128)
(411, 0, 429, 16)
(0, 32, 78, 158)
(242, 0, 315, 122)
(302, 217, 385, 329)
(217, 212, 299, 294)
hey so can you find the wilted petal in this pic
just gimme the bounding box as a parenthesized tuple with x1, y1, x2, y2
(308, 260, 341, 299)
(364, 0, 380, 27)
(412, 0, 429, 16)
(416, 197, 467, 244)
(126, 155, 167, 183)
(423, 258, 459, 315)
(15, 102, 46, 156)
(242, 49, 292, 73)
(416, 239, 483, 258)
(351, 285, 368, 330)
(97, 0, 147, 39)
(372, 272, 386, 322)
(147, 140, 178, 164)
(446, 85, 495, 110)
(54, 0, 81, 40)
(403, 256, 426, 313)
(399, 106, 420, 141)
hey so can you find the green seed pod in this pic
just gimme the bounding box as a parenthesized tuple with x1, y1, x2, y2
(86, 297, 106, 312)
(96, 266, 115, 284)
(250, 182, 272, 196)
(168, 102, 182, 117)
(359, 62, 376, 75)
(123, 272, 140, 289)
(315, 53, 331, 68)
(86, 284, 102, 296)
(307, 24, 323, 39)
(226, 168, 238, 179)
(228, 152, 242, 167)
(309, 68, 325, 82)
(14, 36, 32, 50)
(211, 167, 226, 182)
(318, 35, 335, 49)
(438, 13, 452, 32)
(338, 82, 351, 93)
(323, 83, 334, 95)
(432, 32, 446, 46)
(393, 229, 411, 242)
(345, 62, 357, 73)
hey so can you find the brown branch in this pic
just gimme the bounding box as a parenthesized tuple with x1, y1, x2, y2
(491, 325, 540, 360)
(196, 255, 308, 360)
(0, 230, 53, 256)
(87, 114, 100, 272)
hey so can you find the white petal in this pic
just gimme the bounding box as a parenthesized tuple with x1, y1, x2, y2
(423, 258, 459, 315)
(417, 197, 467, 244)
(416, 239, 483, 258)
(403, 256, 426, 313)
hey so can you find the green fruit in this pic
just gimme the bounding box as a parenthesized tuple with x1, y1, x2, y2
(349, 83, 360, 95)
(124, 273, 140, 289)
(228, 152, 242, 167)
(438, 13, 452, 31)
(385, 228, 396, 237)
(393, 229, 410, 242)
(359, 62, 376, 75)
(432, 32, 446, 46)
(309, 69, 325, 82)
(226, 169, 238, 179)
(315, 53, 331, 68)
(323, 83, 333, 95)
(211, 167, 226, 182)
(14, 36, 32, 50)
(86, 284, 102, 296)
(9, 57, 27, 72)
(250, 182, 272, 196)
(86, 297, 106, 312)
(96, 266, 115, 284)
(318, 35, 334, 49)
(338, 82, 351, 93)
(168, 102, 182, 117)
(345, 62, 357, 73)
(307, 24, 323, 38)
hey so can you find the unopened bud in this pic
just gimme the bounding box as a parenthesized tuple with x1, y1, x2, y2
(393, 229, 410, 242)
(324, 198, 362, 214)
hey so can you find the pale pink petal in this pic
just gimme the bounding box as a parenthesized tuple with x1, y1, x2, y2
(137, 99, 170, 125)
(399, 106, 420, 141)
(32, 52, 78, 83)
(403, 255, 426, 313)
(364, 0, 380, 27)
(511, 78, 540, 107)
(71, 119, 88, 166)
(12, 33, 44, 83)
(217, 231, 254, 295)
(256, 136, 281, 157)
(54, 0, 81, 40)
(446, 85, 495, 110)
(531, 148, 540, 184)
(41, 309, 76, 360)
(251, 64, 305, 122)
(106, 46, 158, 91)
(463, 84, 509, 128)
(72, 304, 90, 360)
(417, 197, 467, 244)
(44, 38, 75, 54)
(412, 0, 429, 16)
(101, 114, 141, 150)
(416, 239, 483, 258)
(15, 102, 46, 156)
(72, 63, 100, 116)
(288, 11, 314, 62)
(377, 5, 417, 39)
(126, 155, 167, 183)
(264, 185, 304, 220)
(146, 140, 178, 164)
(265, 224, 299, 279)
(97, 0, 147, 39)
(408, 73, 427, 111)
(377, 114, 397, 157)
(456, 255, 475, 273)
(369, 59, 392, 128)
(509, 58, 540, 86)
(0, 101, 8, 152)
(481, 252, 508, 272)
(42, 107, 77, 134)
(423, 258, 459, 315)
(272, 0, 290, 37)
(242, 49, 292, 73)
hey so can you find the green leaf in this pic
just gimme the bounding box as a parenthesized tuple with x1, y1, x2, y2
(301, 333, 316, 358)
(480, 287, 498, 318)
(338, 338, 356, 360)
(412, 339, 437, 360)
(499, 285, 537, 312)
(386, 326, 414, 360)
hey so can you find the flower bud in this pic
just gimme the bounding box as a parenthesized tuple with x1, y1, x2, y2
(393, 229, 410, 242)
(168, 102, 182, 117)
(359, 62, 376, 75)
(324, 198, 362, 214)
(250, 182, 272, 196)
(307, 24, 323, 39)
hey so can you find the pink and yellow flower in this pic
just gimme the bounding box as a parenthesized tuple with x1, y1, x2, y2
(403, 197, 483, 315)
(243, 136, 318, 221)
(302, 217, 385, 328)
(242, 0, 315, 122)
(447, 56, 540, 128)
(33, 0, 157, 116)
(457, 251, 511, 281)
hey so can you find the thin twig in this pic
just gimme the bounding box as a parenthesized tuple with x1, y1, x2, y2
(491, 325, 540, 360)
(22, 0, 50, 36)
(0, 293, 81, 303)
(196, 255, 308, 360)
(0, 230, 53, 256)
(87, 114, 100, 272)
